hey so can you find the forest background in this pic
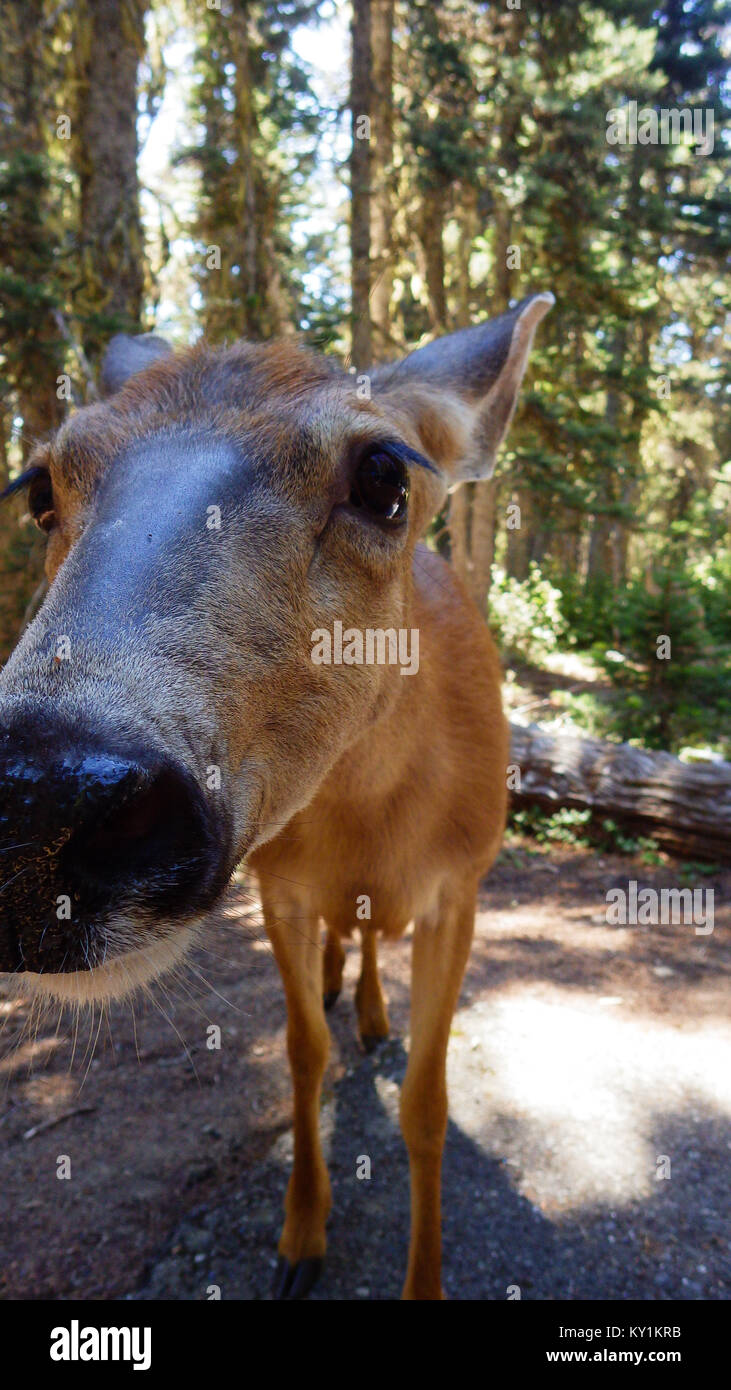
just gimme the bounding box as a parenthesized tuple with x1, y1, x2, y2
(1, 0, 729, 795)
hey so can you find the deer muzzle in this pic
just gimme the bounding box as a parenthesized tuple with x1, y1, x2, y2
(0, 432, 254, 979)
(0, 708, 228, 974)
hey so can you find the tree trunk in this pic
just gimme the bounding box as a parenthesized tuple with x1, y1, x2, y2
(417, 188, 448, 333)
(73, 0, 147, 364)
(197, 1, 287, 343)
(233, 3, 258, 335)
(493, 196, 513, 308)
(448, 482, 471, 589)
(369, 0, 394, 361)
(0, 0, 65, 453)
(613, 319, 651, 584)
(455, 184, 478, 330)
(505, 492, 533, 580)
(350, 0, 372, 368)
(510, 722, 731, 863)
(586, 509, 614, 586)
(448, 190, 503, 608)
(467, 483, 496, 610)
(493, 192, 534, 587)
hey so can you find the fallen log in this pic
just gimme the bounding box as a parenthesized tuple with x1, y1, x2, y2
(509, 721, 731, 864)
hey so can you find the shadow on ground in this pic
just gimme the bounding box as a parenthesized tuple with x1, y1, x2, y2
(134, 1029, 731, 1301)
(1, 842, 729, 1300)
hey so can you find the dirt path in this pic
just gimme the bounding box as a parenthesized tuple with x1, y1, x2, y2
(1, 842, 729, 1301)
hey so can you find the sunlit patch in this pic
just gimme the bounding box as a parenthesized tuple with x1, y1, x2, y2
(221, 899, 261, 919)
(0, 1034, 63, 1075)
(0, 998, 25, 1017)
(7, 922, 200, 1007)
(25, 1073, 75, 1103)
(448, 986, 731, 1213)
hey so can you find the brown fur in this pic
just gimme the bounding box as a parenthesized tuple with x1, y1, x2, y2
(1, 297, 551, 1299)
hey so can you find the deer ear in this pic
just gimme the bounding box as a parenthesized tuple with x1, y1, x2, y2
(372, 292, 553, 483)
(100, 333, 173, 397)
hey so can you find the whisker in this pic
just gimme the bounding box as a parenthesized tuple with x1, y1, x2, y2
(183, 959, 251, 1017)
(78, 1002, 105, 1095)
(129, 994, 142, 1065)
(160, 966, 215, 1023)
(142, 982, 200, 1083)
(103, 1004, 116, 1059)
(0, 863, 34, 896)
(78, 1000, 97, 1074)
(68, 995, 82, 1073)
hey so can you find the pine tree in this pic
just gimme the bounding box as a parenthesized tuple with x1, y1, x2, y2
(188, 0, 319, 344)
(68, 0, 149, 364)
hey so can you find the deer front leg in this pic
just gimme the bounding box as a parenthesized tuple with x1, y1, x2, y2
(356, 925, 390, 1051)
(261, 891, 331, 1300)
(400, 883, 476, 1300)
(323, 925, 345, 1010)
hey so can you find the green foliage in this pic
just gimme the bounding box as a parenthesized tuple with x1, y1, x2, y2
(554, 572, 616, 650)
(185, 0, 322, 343)
(510, 806, 593, 848)
(677, 859, 720, 882)
(524, 556, 731, 755)
(690, 547, 731, 647)
(0, 148, 66, 442)
(489, 564, 567, 665)
(0, 0, 728, 786)
(554, 689, 613, 740)
(597, 820, 664, 864)
(508, 806, 665, 861)
(592, 564, 731, 753)
(488, 0, 731, 676)
(0, 502, 45, 663)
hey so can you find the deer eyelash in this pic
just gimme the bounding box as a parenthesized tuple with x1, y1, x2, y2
(0, 465, 50, 501)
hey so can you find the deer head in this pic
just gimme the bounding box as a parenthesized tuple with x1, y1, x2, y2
(0, 293, 552, 1003)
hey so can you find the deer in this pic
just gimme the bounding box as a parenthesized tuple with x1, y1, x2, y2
(0, 291, 552, 1299)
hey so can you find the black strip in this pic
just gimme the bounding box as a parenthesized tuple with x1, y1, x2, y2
(385, 440, 440, 476)
(0, 464, 47, 501)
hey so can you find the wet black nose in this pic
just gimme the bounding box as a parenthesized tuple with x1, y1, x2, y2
(2, 751, 201, 875)
(0, 733, 222, 973)
(68, 757, 201, 876)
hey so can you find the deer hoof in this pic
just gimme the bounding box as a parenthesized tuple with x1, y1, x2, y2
(360, 1032, 387, 1054)
(323, 989, 340, 1012)
(272, 1255, 323, 1300)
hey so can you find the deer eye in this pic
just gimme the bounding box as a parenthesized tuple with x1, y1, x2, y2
(27, 470, 56, 533)
(350, 448, 409, 525)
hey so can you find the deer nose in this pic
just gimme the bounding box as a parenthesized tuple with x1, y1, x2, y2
(1, 751, 199, 870)
(62, 758, 201, 878)
(0, 736, 218, 973)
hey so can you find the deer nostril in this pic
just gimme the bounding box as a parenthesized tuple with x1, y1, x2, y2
(68, 766, 201, 879)
(0, 731, 231, 974)
(83, 771, 182, 849)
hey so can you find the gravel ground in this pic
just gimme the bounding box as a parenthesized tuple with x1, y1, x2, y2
(2, 841, 729, 1301)
(134, 1002, 731, 1302)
